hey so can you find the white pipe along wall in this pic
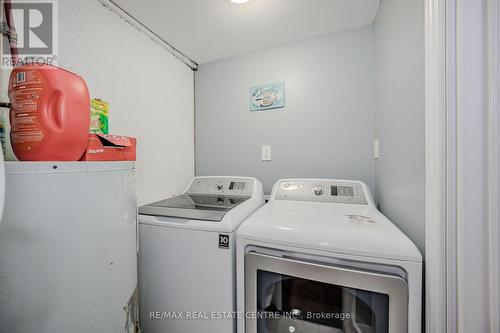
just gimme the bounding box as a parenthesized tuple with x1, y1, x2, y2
(58, 0, 195, 205)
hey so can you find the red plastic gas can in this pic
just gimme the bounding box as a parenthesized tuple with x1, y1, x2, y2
(8, 64, 90, 161)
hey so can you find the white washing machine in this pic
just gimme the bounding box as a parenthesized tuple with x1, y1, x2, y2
(236, 179, 422, 333)
(138, 176, 264, 333)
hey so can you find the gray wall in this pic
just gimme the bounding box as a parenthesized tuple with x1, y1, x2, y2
(373, 0, 425, 253)
(195, 27, 375, 194)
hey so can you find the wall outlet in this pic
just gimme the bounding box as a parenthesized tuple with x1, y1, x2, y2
(374, 138, 380, 160)
(262, 145, 272, 161)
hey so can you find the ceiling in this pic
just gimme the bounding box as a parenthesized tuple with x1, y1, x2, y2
(113, 0, 380, 64)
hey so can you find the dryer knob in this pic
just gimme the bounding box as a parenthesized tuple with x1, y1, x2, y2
(313, 186, 323, 195)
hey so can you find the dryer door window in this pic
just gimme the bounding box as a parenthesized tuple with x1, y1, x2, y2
(256, 270, 389, 333)
(245, 253, 408, 333)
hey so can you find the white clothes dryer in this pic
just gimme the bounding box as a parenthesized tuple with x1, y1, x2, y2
(236, 179, 422, 333)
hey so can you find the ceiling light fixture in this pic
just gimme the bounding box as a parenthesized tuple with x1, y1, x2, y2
(230, 0, 249, 4)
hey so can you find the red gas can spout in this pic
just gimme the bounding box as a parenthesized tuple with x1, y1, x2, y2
(3, 0, 19, 66)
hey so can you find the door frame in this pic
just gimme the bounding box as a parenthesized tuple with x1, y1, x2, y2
(425, 0, 500, 332)
(486, 1, 500, 331)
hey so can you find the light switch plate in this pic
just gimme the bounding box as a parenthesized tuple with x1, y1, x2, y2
(262, 145, 272, 161)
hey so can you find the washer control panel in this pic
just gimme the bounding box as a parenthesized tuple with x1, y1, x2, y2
(187, 177, 254, 196)
(274, 180, 368, 205)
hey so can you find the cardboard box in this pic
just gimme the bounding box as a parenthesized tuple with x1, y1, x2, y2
(80, 133, 136, 161)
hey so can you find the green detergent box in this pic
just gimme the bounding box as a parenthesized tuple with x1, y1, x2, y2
(90, 98, 109, 134)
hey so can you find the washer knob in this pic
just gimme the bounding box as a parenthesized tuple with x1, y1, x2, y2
(217, 184, 224, 190)
(313, 186, 323, 195)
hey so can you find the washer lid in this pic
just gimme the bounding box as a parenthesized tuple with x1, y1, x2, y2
(138, 194, 249, 222)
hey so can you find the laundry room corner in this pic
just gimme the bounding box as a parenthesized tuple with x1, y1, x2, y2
(1, 0, 497, 332)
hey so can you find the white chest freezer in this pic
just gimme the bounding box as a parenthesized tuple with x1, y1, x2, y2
(0, 162, 138, 333)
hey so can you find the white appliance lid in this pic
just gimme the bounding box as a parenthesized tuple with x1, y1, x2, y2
(138, 176, 263, 225)
(138, 194, 249, 222)
(237, 201, 422, 262)
(237, 179, 422, 262)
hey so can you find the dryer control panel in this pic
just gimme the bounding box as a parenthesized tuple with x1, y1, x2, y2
(273, 179, 368, 205)
(186, 177, 254, 197)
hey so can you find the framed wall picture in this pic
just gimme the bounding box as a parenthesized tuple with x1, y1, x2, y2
(250, 82, 285, 111)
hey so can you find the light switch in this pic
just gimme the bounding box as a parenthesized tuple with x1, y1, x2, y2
(374, 138, 380, 160)
(262, 145, 272, 161)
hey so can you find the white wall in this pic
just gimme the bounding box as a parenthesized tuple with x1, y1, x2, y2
(58, 0, 195, 205)
(373, 0, 425, 253)
(195, 27, 375, 194)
